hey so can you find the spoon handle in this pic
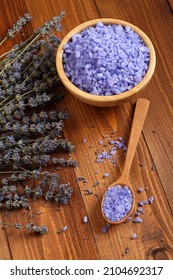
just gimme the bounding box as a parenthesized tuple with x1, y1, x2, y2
(121, 98, 150, 180)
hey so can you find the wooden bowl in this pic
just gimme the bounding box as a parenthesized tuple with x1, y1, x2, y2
(56, 19, 156, 107)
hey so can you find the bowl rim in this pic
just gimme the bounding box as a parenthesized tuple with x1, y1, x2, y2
(56, 18, 156, 103)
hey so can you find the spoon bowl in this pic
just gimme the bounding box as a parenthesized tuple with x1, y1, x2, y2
(101, 98, 150, 224)
(101, 180, 135, 224)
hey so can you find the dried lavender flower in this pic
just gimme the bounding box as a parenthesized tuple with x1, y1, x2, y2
(0, 13, 32, 46)
(14, 223, 22, 229)
(0, 221, 22, 229)
(26, 223, 48, 235)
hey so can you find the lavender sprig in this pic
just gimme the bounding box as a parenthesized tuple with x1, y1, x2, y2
(26, 223, 48, 235)
(0, 221, 22, 229)
(0, 13, 32, 46)
(0, 221, 48, 235)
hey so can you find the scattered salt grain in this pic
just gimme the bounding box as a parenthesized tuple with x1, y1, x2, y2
(131, 233, 138, 239)
(63, 226, 68, 232)
(102, 185, 133, 222)
(133, 217, 143, 223)
(101, 226, 108, 234)
(148, 196, 154, 204)
(101, 223, 110, 234)
(125, 216, 132, 223)
(135, 212, 141, 216)
(83, 216, 88, 223)
(103, 173, 110, 178)
(137, 207, 144, 214)
(82, 138, 87, 144)
(138, 187, 143, 193)
(138, 200, 148, 206)
(57, 226, 68, 234)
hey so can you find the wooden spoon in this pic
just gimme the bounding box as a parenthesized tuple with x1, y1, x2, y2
(101, 98, 150, 224)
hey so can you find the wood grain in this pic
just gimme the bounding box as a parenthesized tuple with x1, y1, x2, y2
(0, 0, 173, 260)
(168, 0, 173, 10)
(62, 91, 173, 260)
(95, 0, 173, 210)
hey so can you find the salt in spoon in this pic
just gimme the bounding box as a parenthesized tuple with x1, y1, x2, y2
(101, 98, 150, 224)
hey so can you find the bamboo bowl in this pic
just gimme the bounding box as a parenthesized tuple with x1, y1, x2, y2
(56, 19, 156, 107)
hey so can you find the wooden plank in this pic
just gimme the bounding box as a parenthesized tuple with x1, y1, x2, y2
(0, 0, 30, 261)
(25, 0, 99, 40)
(0, 0, 100, 259)
(1, 0, 173, 260)
(62, 91, 173, 259)
(59, 0, 173, 259)
(94, 0, 173, 209)
(0, 212, 12, 260)
(1, 170, 99, 260)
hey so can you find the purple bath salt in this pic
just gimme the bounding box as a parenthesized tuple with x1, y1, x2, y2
(63, 22, 150, 96)
(83, 216, 88, 223)
(137, 206, 144, 214)
(82, 138, 87, 144)
(102, 184, 133, 222)
(131, 233, 138, 239)
(138, 200, 148, 206)
(103, 173, 110, 178)
(133, 217, 143, 223)
(148, 196, 154, 204)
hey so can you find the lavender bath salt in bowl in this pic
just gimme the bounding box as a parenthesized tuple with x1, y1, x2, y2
(56, 19, 156, 107)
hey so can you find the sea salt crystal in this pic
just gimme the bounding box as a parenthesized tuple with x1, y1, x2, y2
(137, 207, 144, 214)
(63, 226, 68, 232)
(131, 233, 138, 239)
(101, 226, 108, 233)
(133, 217, 143, 223)
(148, 196, 154, 204)
(82, 138, 87, 144)
(138, 200, 148, 206)
(83, 216, 88, 223)
(103, 173, 110, 178)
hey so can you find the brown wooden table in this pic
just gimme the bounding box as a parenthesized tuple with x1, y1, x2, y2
(0, 0, 173, 260)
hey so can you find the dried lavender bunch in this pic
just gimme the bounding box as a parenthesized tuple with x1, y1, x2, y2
(0, 11, 77, 217)
(0, 10, 65, 75)
(0, 169, 73, 209)
(0, 11, 76, 170)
